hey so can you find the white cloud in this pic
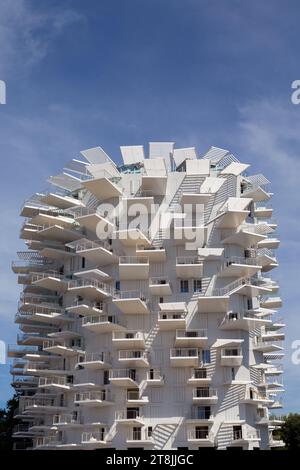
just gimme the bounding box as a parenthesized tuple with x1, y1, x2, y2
(0, 0, 85, 75)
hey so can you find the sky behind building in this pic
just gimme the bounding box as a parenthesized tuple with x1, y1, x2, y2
(0, 0, 299, 411)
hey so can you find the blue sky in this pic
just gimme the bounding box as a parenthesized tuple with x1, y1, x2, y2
(0, 0, 299, 411)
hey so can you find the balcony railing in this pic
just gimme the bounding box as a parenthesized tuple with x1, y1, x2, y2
(188, 429, 214, 440)
(68, 278, 115, 296)
(171, 348, 200, 358)
(35, 436, 62, 448)
(109, 369, 137, 381)
(82, 430, 107, 443)
(39, 376, 71, 387)
(192, 388, 217, 398)
(113, 331, 145, 340)
(115, 410, 143, 420)
(119, 256, 149, 264)
(146, 369, 163, 381)
(119, 350, 148, 360)
(176, 329, 207, 339)
(176, 256, 202, 265)
(233, 429, 261, 441)
(82, 314, 125, 327)
(127, 429, 152, 441)
(75, 390, 112, 402)
(53, 414, 80, 425)
(114, 290, 148, 301)
(78, 352, 110, 363)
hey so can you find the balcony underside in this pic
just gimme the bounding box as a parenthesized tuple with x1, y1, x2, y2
(218, 264, 261, 278)
(113, 298, 149, 314)
(83, 176, 122, 200)
(76, 213, 114, 233)
(77, 247, 118, 266)
(198, 296, 229, 313)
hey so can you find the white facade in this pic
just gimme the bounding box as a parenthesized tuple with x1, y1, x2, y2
(10, 143, 284, 450)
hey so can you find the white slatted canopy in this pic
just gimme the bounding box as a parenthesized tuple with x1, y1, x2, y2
(47, 173, 82, 191)
(120, 145, 145, 165)
(221, 162, 249, 176)
(80, 146, 114, 165)
(173, 147, 197, 168)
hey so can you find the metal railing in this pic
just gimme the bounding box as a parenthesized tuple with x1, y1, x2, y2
(109, 369, 137, 381)
(221, 348, 243, 357)
(147, 369, 163, 381)
(75, 390, 112, 402)
(176, 256, 203, 265)
(188, 429, 214, 440)
(158, 312, 187, 320)
(193, 388, 217, 398)
(113, 331, 145, 340)
(115, 410, 143, 420)
(68, 278, 115, 296)
(39, 376, 70, 387)
(82, 430, 107, 443)
(176, 329, 207, 339)
(119, 256, 149, 264)
(171, 348, 200, 358)
(114, 290, 148, 301)
(53, 414, 80, 425)
(78, 352, 110, 363)
(119, 350, 148, 360)
(82, 314, 125, 327)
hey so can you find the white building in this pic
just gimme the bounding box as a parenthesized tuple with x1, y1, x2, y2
(10, 143, 285, 450)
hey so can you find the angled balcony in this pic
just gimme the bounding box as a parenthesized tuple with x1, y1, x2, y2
(40, 191, 84, 210)
(218, 257, 262, 278)
(53, 413, 82, 428)
(229, 428, 261, 446)
(253, 338, 284, 354)
(241, 388, 273, 406)
(74, 239, 118, 266)
(170, 348, 201, 367)
(222, 226, 266, 248)
(158, 311, 187, 330)
(114, 225, 151, 247)
(192, 387, 218, 404)
(215, 198, 251, 229)
(68, 278, 115, 301)
(186, 406, 214, 424)
(82, 172, 122, 200)
(126, 390, 149, 405)
(7, 344, 38, 358)
(82, 314, 126, 333)
(30, 271, 67, 292)
(119, 256, 149, 280)
(149, 277, 172, 296)
(219, 344, 243, 366)
(43, 339, 84, 357)
(175, 257, 203, 278)
(257, 237, 280, 250)
(66, 299, 106, 316)
(136, 245, 166, 262)
(113, 290, 150, 314)
(254, 205, 273, 218)
(172, 217, 207, 245)
(38, 376, 73, 391)
(81, 429, 111, 448)
(37, 223, 83, 243)
(112, 331, 145, 349)
(71, 206, 114, 234)
(74, 390, 114, 407)
(198, 295, 229, 313)
(122, 190, 154, 211)
(260, 296, 282, 309)
(22, 398, 68, 414)
(219, 311, 272, 331)
(109, 369, 139, 387)
(76, 352, 112, 369)
(126, 428, 153, 446)
(175, 329, 208, 347)
(118, 350, 149, 367)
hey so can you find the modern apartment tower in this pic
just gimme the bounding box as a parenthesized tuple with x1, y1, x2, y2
(10, 143, 284, 450)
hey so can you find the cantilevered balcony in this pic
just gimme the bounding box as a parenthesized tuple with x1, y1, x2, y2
(112, 331, 146, 349)
(115, 410, 144, 426)
(215, 198, 251, 229)
(175, 330, 208, 347)
(254, 205, 273, 219)
(241, 388, 273, 406)
(126, 390, 149, 405)
(118, 350, 149, 367)
(119, 256, 149, 280)
(74, 390, 114, 407)
(149, 277, 172, 295)
(260, 296, 282, 309)
(257, 236, 280, 250)
(222, 226, 266, 248)
(82, 314, 126, 333)
(188, 368, 212, 385)
(43, 339, 84, 357)
(74, 239, 118, 266)
(158, 312, 187, 330)
(22, 398, 68, 414)
(35, 436, 64, 449)
(76, 352, 112, 369)
(109, 369, 139, 387)
(81, 429, 111, 448)
(170, 348, 201, 367)
(82, 171, 122, 200)
(175, 257, 203, 278)
(219, 311, 272, 331)
(146, 369, 164, 386)
(16, 305, 68, 325)
(24, 360, 71, 376)
(71, 206, 114, 234)
(136, 245, 166, 262)
(212, 277, 271, 298)
(186, 406, 214, 424)
(114, 224, 151, 247)
(220, 348, 243, 366)
(40, 190, 84, 210)
(192, 387, 218, 404)
(113, 290, 150, 314)
(218, 257, 262, 278)
(66, 299, 106, 316)
(172, 217, 207, 245)
(198, 295, 229, 313)
(229, 428, 261, 446)
(187, 428, 215, 446)
(36, 222, 83, 243)
(53, 413, 82, 428)
(122, 190, 154, 211)
(253, 337, 284, 354)
(68, 278, 114, 300)
(31, 271, 68, 292)
(126, 428, 153, 446)
(38, 376, 73, 391)
(7, 344, 38, 358)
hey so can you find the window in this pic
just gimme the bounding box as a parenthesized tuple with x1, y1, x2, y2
(233, 425, 242, 440)
(180, 280, 189, 293)
(159, 297, 164, 303)
(81, 257, 85, 269)
(196, 406, 211, 419)
(193, 279, 202, 293)
(115, 280, 120, 291)
(195, 426, 209, 439)
(202, 350, 211, 364)
(194, 368, 207, 379)
(147, 426, 153, 437)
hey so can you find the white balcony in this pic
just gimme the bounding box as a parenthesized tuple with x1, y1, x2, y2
(172, 217, 207, 245)
(115, 410, 144, 426)
(257, 237, 280, 249)
(260, 296, 282, 309)
(43, 339, 84, 357)
(187, 429, 215, 446)
(188, 369, 212, 385)
(113, 290, 150, 314)
(158, 312, 187, 330)
(219, 311, 272, 331)
(81, 430, 110, 448)
(222, 228, 266, 248)
(38, 376, 73, 391)
(74, 390, 114, 407)
(254, 206, 273, 218)
(230, 429, 261, 446)
(186, 407, 214, 424)
(198, 295, 229, 313)
(126, 390, 149, 405)
(118, 350, 149, 367)
(82, 314, 126, 333)
(253, 338, 283, 354)
(149, 277, 172, 295)
(241, 389, 273, 406)
(218, 257, 262, 278)
(112, 331, 146, 349)
(53, 414, 82, 428)
(31, 271, 68, 291)
(72, 207, 114, 233)
(146, 369, 164, 386)
(170, 348, 201, 367)
(216, 201, 250, 229)
(192, 387, 218, 404)
(83, 172, 122, 200)
(141, 174, 167, 195)
(175, 257, 203, 278)
(220, 348, 243, 366)
(66, 299, 106, 316)
(114, 226, 151, 247)
(37, 223, 83, 243)
(122, 191, 154, 211)
(35, 436, 64, 449)
(119, 256, 149, 280)
(23, 398, 68, 414)
(68, 279, 114, 300)
(76, 352, 112, 369)
(75, 240, 118, 266)
(126, 428, 153, 446)
(180, 191, 212, 206)
(136, 245, 166, 262)
(40, 192, 84, 210)
(109, 369, 139, 387)
(175, 329, 208, 347)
